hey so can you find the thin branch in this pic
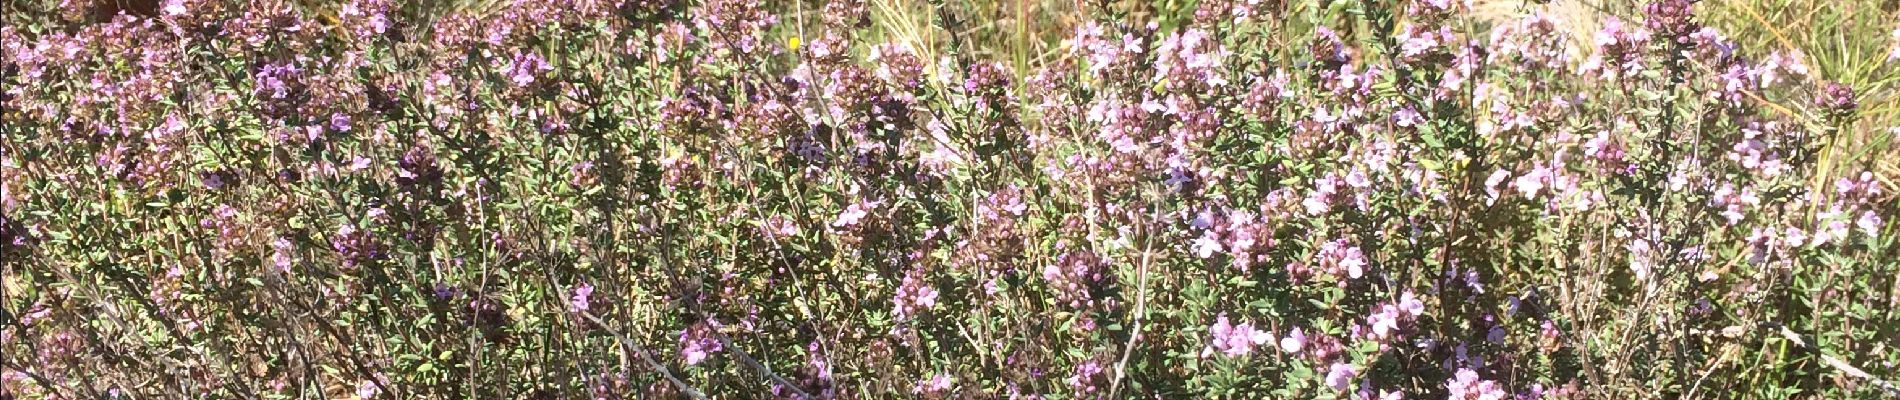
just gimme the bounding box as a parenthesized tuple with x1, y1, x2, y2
(1757, 321, 1900, 398)
(576, 311, 709, 400)
(647, 219, 813, 398)
(701, 318, 813, 399)
(1108, 200, 1157, 398)
(0, 356, 69, 400)
(279, 286, 395, 399)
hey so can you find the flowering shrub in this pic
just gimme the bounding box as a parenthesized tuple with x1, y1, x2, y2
(2, 0, 1897, 398)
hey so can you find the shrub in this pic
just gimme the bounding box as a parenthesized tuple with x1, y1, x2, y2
(1, 0, 1895, 398)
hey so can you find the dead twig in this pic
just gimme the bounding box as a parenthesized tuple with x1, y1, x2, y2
(576, 311, 710, 400)
(1757, 321, 1900, 398)
(1108, 200, 1158, 398)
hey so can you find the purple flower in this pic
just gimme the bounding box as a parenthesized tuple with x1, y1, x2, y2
(330, 224, 382, 270)
(569, 282, 593, 313)
(1279, 326, 1307, 354)
(1399, 291, 1425, 317)
(1447, 368, 1507, 400)
(1836, 171, 1884, 200)
(1325, 363, 1357, 390)
(1512, 166, 1553, 199)
(1643, 0, 1698, 42)
(1393, 107, 1423, 127)
(1191, 234, 1223, 259)
(913, 373, 953, 398)
(1397, 26, 1447, 61)
(1066, 359, 1109, 396)
(1311, 28, 1351, 66)
(1206, 314, 1271, 357)
(253, 61, 310, 119)
(1154, 28, 1230, 89)
(1585, 18, 1653, 77)
(1484, 169, 1511, 205)
(891, 268, 938, 322)
(1305, 174, 1344, 215)
(1043, 251, 1108, 309)
(396, 147, 442, 189)
(339, 0, 393, 39)
(1815, 81, 1857, 117)
(1540, 320, 1563, 349)
(758, 215, 800, 239)
(1365, 303, 1409, 343)
(270, 236, 295, 273)
(507, 51, 552, 87)
(1858, 210, 1883, 238)
(869, 43, 925, 88)
(568, 161, 598, 187)
(962, 62, 1013, 98)
(328, 113, 353, 133)
(432, 283, 457, 301)
(357, 378, 381, 399)
(680, 322, 724, 365)
(1318, 239, 1368, 279)
(200, 170, 233, 190)
(831, 200, 877, 228)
